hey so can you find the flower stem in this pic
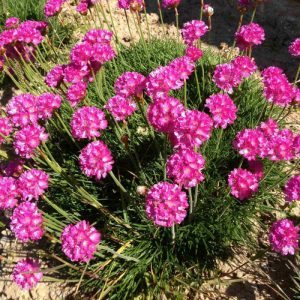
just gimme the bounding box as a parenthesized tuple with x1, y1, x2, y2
(184, 79, 187, 108)
(124, 9, 134, 42)
(109, 171, 128, 194)
(189, 188, 193, 215)
(175, 7, 180, 42)
(294, 63, 300, 85)
(171, 224, 176, 243)
(194, 68, 202, 104)
(250, 3, 257, 23)
(157, 0, 166, 35)
(200, 0, 204, 20)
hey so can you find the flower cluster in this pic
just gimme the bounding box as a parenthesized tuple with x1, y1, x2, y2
(118, 0, 144, 11)
(166, 149, 205, 188)
(0, 117, 12, 144)
(71, 106, 108, 139)
(235, 23, 265, 50)
(0, 177, 18, 209)
(185, 46, 203, 61)
(289, 37, 300, 57)
(228, 168, 259, 200)
(0, 158, 24, 177)
(10, 201, 44, 242)
(61, 220, 101, 262)
(162, 0, 181, 8)
(181, 20, 208, 46)
(205, 94, 237, 129)
(269, 219, 299, 255)
(45, 65, 65, 88)
(232, 56, 257, 78)
(44, 0, 66, 17)
(76, 0, 99, 15)
(146, 182, 188, 227)
(37, 93, 62, 119)
(284, 175, 300, 203)
(5, 17, 20, 29)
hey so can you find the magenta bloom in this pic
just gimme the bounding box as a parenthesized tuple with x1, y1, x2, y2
(294, 135, 300, 157)
(70, 42, 94, 66)
(181, 20, 208, 46)
(114, 72, 146, 98)
(61, 220, 101, 262)
(5, 17, 20, 29)
(10, 201, 44, 242)
(37, 93, 62, 119)
(79, 141, 114, 180)
(185, 46, 203, 62)
(258, 118, 279, 138)
(213, 63, 242, 94)
(118, 0, 130, 9)
(7, 94, 39, 127)
(235, 23, 265, 50)
(12, 258, 43, 290)
(169, 56, 195, 81)
(162, 0, 181, 8)
(293, 88, 300, 106)
(147, 96, 185, 133)
(228, 168, 259, 200)
(232, 56, 257, 78)
(18, 169, 49, 201)
(45, 64, 65, 88)
(166, 149, 205, 188)
(284, 175, 300, 203)
(83, 29, 113, 45)
(64, 63, 90, 84)
(76, 2, 88, 14)
(289, 37, 300, 57)
(13, 124, 48, 158)
(205, 94, 237, 129)
(173, 110, 213, 149)
(67, 81, 88, 107)
(248, 160, 264, 180)
(105, 95, 137, 121)
(1, 158, 25, 177)
(44, 0, 65, 17)
(269, 219, 299, 255)
(0, 117, 13, 144)
(71, 106, 108, 139)
(0, 177, 18, 209)
(146, 182, 188, 227)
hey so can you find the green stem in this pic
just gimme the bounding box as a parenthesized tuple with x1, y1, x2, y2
(109, 171, 128, 194)
(214, 129, 223, 157)
(294, 63, 300, 85)
(189, 188, 193, 215)
(124, 9, 134, 42)
(184, 79, 187, 108)
(250, 3, 257, 23)
(175, 7, 180, 42)
(144, 5, 152, 40)
(171, 224, 176, 243)
(194, 68, 202, 104)
(157, 0, 166, 35)
(200, 0, 204, 20)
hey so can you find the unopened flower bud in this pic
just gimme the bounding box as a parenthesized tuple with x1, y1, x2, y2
(137, 185, 147, 196)
(203, 4, 214, 16)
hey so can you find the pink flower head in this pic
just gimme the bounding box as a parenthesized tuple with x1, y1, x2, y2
(83, 29, 113, 45)
(0, 177, 18, 209)
(118, 0, 130, 9)
(70, 42, 94, 66)
(67, 81, 88, 107)
(185, 46, 203, 62)
(16, 21, 47, 45)
(92, 43, 116, 65)
(79, 141, 114, 180)
(233, 128, 267, 160)
(237, 0, 252, 9)
(10, 201, 44, 242)
(147, 96, 185, 133)
(7, 94, 39, 127)
(105, 95, 137, 121)
(37, 93, 62, 119)
(284, 175, 300, 203)
(232, 56, 257, 78)
(258, 118, 279, 138)
(269, 219, 299, 255)
(294, 134, 300, 157)
(289, 37, 300, 57)
(63, 63, 90, 84)
(169, 56, 195, 81)
(5, 17, 20, 29)
(181, 20, 208, 46)
(205, 94, 237, 129)
(173, 110, 213, 149)
(166, 149, 205, 188)
(213, 63, 242, 94)
(0, 117, 13, 144)
(61, 220, 101, 262)
(235, 23, 265, 50)
(146, 182, 188, 227)
(248, 160, 264, 180)
(114, 72, 146, 98)
(228, 168, 259, 200)
(12, 258, 43, 290)
(1, 158, 25, 177)
(18, 169, 49, 201)
(162, 0, 181, 8)
(76, 2, 88, 14)
(71, 106, 108, 139)
(14, 124, 48, 158)
(44, 0, 65, 17)
(293, 88, 300, 106)
(45, 64, 65, 88)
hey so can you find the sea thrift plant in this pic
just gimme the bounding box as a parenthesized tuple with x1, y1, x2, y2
(232, 56, 257, 78)
(181, 20, 208, 46)
(67, 81, 88, 107)
(185, 46, 203, 61)
(37, 93, 62, 119)
(45, 65, 66, 88)
(0, 177, 18, 209)
(162, 0, 181, 8)
(0, 117, 12, 144)
(289, 37, 300, 57)
(5, 17, 20, 29)
(44, 0, 66, 17)
(61, 220, 101, 262)
(284, 175, 300, 203)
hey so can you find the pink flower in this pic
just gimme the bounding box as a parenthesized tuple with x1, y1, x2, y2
(44, 0, 65, 17)
(37, 93, 62, 119)
(7, 94, 39, 127)
(166, 149, 205, 188)
(118, 0, 130, 9)
(70, 42, 94, 66)
(61, 220, 101, 262)
(83, 29, 113, 45)
(18, 169, 49, 201)
(232, 56, 257, 78)
(71, 106, 108, 139)
(233, 128, 267, 160)
(284, 175, 300, 203)
(173, 110, 213, 149)
(0, 177, 18, 209)
(213, 63, 242, 94)
(64, 63, 90, 84)
(67, 81, 88, 107)
(248, 160, 264, 180)
(228, 168, 259, 200)
(293, 88, 300, 106)
(0, 158, 25, 177)
(92, 43, 116, 64)
(289, 37, 300, 57)
(185, 46, 203, 62)
(169, 56, 195, 81)
(114, 72, 146, 98)
(269, 219, 299, 255)
(162, 0, 181, 8)
(147, 96, 185, 133)
(237, 0, 252, 9)
(12, 258, 43, 290)
(5, 17, 20, 29)
(105, 95, 137, 121)
(294, 134, 300, 157)
(16, 21, 47, 45)
(79, 141, 114, 180)
(0, 117, 13, 144)
(45, 64, 65, 88)
(10, 201, 44, 242)
(205, 94, 237, 129)
(76, 2, 88, 14)
(181, 20, 208, 46)
(235, 23, 265, 50)
(146, 182, 188, 227)
(258, 118, 279, 138)
(14, 124, 48, 158)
